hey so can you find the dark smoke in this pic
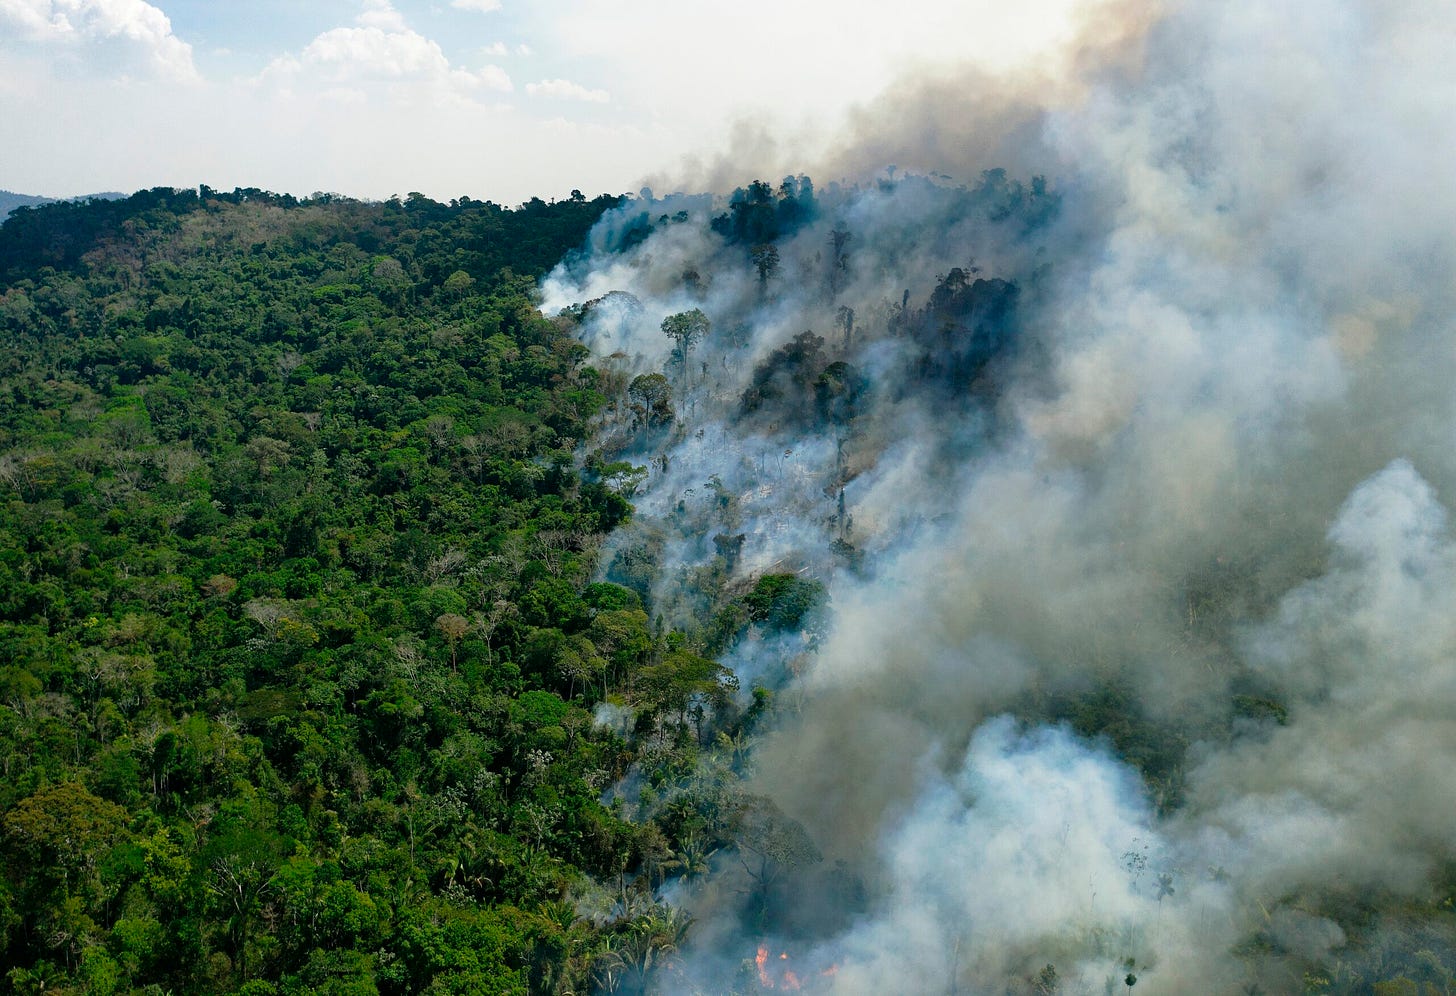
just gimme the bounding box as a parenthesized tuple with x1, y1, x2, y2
(544, 0, 1456, 990)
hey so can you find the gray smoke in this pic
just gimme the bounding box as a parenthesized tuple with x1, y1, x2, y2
(544, 0, 1456, 990)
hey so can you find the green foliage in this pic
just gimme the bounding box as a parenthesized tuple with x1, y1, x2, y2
(741, 573, 825, 632)
(0, 187, 746, 994)
(709, 176, 816, 246)
(661, 309, 710, 390)
(583, 582, 643, 613)
(627, 372, 674, 429)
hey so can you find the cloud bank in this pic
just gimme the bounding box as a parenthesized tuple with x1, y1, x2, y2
(0, 0, 196, 79)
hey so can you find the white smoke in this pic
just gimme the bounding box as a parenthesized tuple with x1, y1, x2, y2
(813, 717, 1182, 991)
(546, 0, 1456, 990)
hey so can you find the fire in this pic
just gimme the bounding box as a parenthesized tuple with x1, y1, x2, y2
(753, 946, 809, 990)
(779, 951, 802, 990)
(820, 965, 840, 977)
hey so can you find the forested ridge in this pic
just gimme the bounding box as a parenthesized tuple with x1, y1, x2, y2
(0, 187, 810, 994)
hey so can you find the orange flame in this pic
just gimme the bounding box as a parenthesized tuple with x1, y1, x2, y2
(756, 946, 774, 988)
(756, 945, 818, 990)
(820, 964, 840, 977)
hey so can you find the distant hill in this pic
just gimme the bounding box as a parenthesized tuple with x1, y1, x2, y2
(0, 190, 53, 218)
(0, 188, 126, 221)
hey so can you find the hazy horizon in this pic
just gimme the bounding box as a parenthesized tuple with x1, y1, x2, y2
(1, 0, 1090, 205)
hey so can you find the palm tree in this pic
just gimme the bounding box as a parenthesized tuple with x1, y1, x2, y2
(595, 904, 693, 995)
(672, 832, 718, 893)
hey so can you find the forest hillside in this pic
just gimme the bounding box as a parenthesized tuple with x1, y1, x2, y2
(0, 186, 778, 995)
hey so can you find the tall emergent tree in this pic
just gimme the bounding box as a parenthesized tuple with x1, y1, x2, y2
(660, 308, 710, 388)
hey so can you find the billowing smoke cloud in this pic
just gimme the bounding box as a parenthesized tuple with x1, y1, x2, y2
(543, 0, 1456, 990)
(804, 718, 1180, 991)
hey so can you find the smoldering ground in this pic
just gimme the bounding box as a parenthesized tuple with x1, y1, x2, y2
(545, 0, 1456, 990)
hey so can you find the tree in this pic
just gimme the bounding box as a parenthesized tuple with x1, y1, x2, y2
(671, 832, 717, 892)
(627, 373, 674, 430)
(728, 795, 821, 927)
(204, 809, 287, 983)
(749, 243, 779, 295)
(711, 180, 778, 245)
(634, 647, 736, 730)
(835, 304, 855, 346)
(6, 779, 126, 859)
(436, 612, 469, 670)
(1, 788, 129, 969)
(660, 309, 709, 387)
(245, 435, 291, 478)
(742, 573, 824, 631)
(586, 608, 651, 694)
(617, 905, 691, 994)
(369, 256, 409, 302)
(442, 269, 475, 299)
(829, 227, 851, 296)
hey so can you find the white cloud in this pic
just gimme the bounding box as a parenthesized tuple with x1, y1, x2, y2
(259, 2, 512, 101)
(452, 0, 501, 11)
(0, 0, 197, 79)
(526, 77, 608, 103)
(473, 63, 511, 91)
(298, 27, 448, 82)
(356, 0, 407, 31)
(0, 0, 1094, 206)
(480, 40, 530, 57)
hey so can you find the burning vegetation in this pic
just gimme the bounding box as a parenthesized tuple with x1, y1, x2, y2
(544, 0, 1456, 991)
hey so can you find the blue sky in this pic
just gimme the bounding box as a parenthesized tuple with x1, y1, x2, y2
(0, 0, 1084, 203)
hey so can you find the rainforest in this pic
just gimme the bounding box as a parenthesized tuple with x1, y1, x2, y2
(6, 1, 1456, 994)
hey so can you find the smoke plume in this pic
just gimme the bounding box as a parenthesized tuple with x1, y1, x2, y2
(543, 0, 1456, 990)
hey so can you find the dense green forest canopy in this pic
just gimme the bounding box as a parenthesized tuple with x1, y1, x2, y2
(0, 187, 791, 994)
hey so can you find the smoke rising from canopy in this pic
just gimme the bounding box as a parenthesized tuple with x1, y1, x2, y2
(544, 0, 1456, 990)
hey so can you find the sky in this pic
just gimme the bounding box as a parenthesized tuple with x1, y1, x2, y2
(0, 0, 1088, 204)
